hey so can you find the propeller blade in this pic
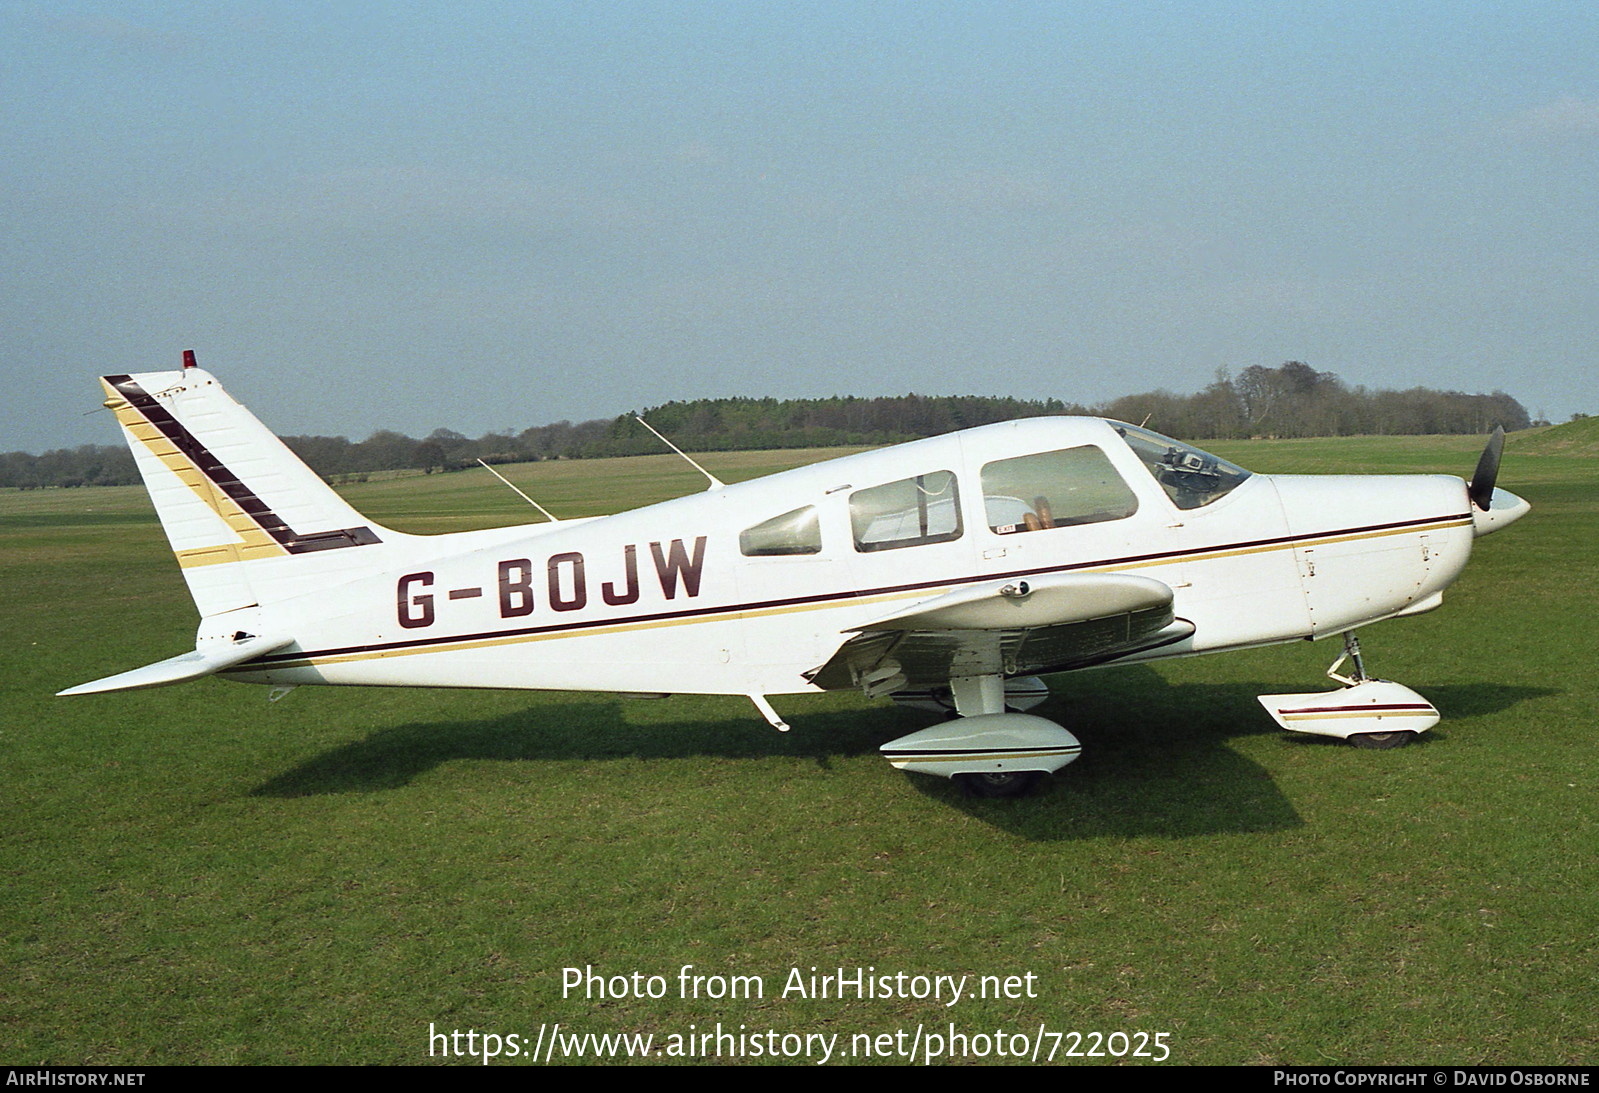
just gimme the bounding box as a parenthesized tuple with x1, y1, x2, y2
(1468, 426, 1504, 511)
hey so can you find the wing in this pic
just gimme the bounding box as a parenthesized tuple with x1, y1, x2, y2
(805, 573, 1193, 695)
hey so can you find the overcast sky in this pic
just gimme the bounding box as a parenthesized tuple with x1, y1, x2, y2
(4, 2, 1596, 453)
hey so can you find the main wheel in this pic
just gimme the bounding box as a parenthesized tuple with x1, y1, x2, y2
(1347, 730, 1414, 750)
(953, 770, 1042, 798)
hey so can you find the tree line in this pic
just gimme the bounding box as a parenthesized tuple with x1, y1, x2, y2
(1100, 362, 1531, 442)
(3, 364, 1536, 489)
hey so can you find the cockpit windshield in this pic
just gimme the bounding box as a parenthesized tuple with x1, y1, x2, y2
(1113, 423, 1252, 510)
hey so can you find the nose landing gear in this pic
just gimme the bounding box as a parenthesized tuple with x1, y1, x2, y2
(1258, 632, 1438, 748)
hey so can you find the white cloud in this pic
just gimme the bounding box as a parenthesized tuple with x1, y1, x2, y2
(1503, 95, 1599, 139)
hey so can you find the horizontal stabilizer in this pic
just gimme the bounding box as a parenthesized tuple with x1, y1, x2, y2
(58, 633, 293, 696)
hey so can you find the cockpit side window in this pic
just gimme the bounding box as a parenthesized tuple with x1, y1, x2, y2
(740, 506, 822, 556)
(981, 446, 1138, 534)
(850, 470, 962, 552)
(1114, 423, 1252, 510)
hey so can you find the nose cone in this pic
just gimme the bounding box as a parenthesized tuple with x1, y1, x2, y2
(1472, 487, 1531, 537)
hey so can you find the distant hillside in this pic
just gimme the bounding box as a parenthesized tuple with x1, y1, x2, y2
(1512, 415, 1599, 457)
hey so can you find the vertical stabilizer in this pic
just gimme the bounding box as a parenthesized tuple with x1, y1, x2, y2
(101, 362, 397, 617)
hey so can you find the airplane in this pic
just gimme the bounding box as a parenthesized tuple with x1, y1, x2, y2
(60, 353, 1530, 797)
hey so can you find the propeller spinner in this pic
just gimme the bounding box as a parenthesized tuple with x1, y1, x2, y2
(1465, 425, 1530, 536)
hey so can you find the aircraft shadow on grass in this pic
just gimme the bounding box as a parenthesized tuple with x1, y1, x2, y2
(250, 666, 1552, 841)
(923, 674, 1554, 838)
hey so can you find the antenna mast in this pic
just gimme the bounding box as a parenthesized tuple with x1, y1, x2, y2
(476, 459, 560, 523)
(634, 415, 724, 490)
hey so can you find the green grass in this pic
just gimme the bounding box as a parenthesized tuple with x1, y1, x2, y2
(2, 436, 1595, 1065)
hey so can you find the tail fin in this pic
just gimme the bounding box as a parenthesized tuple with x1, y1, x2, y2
(101, 359, 398, 618)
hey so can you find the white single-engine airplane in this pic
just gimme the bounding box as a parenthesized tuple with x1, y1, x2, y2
(62, 354, 1529, 796)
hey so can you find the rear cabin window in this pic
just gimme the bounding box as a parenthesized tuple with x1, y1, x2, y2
(740, 506, 822, 556)
(850, 470, 963, 552)
(982, 446, 1139, 534)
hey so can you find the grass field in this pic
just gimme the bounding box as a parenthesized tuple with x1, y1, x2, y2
(3, 431, 1594, 1065)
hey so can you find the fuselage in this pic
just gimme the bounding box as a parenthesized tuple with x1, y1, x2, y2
(224, 417, 1493, 698)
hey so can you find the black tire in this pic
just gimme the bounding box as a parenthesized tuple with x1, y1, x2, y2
(1347, 731, 1414, 750)
(953, 770, 1042, 798)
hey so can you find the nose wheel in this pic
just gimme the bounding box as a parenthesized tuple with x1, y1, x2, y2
(1257, 632, 1437, 747)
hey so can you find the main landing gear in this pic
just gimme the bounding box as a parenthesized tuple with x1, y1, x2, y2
(1258, 632, 1439, 748)
(954, 770, 1043, 799)
(879, 674, 1081, 798)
